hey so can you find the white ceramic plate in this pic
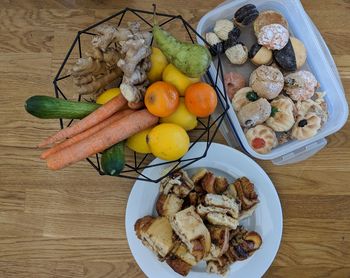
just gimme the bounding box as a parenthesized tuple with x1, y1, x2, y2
(125, 142, 283, 278)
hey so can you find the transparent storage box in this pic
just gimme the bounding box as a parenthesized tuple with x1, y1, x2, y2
(197, 0, 348, 165)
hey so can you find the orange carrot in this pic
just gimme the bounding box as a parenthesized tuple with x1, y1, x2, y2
(40, 109, 134, 159)
(46, 109, 159, 170)
(38, 94, 128, 148)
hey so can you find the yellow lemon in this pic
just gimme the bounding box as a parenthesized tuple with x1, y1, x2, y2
(160, 98, 197, 131)
(96, 88, 121, 104)
(126, 128, 153, 154)
(147, 47, 169, 83)
(147, 123, 190, 161)
(162, 64, 200, 96)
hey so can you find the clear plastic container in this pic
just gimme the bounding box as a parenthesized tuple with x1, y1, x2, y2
(197, 0, 348, 165)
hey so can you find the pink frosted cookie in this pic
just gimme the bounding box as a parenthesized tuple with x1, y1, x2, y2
(258, 24, 289, 50)
(224, 72, 246, 100)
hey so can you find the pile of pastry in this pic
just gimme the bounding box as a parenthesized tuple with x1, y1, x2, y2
(134, 169, 262, 276)
(205, 4, 328, 154)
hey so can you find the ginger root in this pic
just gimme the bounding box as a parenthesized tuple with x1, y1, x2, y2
(71, 22, 152, 102)
(71, 47, 122, 95)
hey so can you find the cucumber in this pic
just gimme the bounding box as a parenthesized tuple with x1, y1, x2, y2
(101, 141, 125, 176)
(25, 95, 101, 119)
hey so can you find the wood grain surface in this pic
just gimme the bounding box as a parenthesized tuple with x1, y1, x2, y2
(0, 0, 349, 277)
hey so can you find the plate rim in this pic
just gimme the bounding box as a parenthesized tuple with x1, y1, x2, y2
(125, 142, 283, 278)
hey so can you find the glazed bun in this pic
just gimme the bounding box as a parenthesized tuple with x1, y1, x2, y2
(246, 125, 278, 154)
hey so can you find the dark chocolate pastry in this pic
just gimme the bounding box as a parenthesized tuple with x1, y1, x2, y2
(227, 27, 241, 42)
(248, 43, 273, 65)
(234, 4, 259, 27)
(274, 37, 307, 71)
(209, 42, 224, 56)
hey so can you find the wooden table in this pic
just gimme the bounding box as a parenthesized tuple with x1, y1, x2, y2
(0, 0, 349, 277)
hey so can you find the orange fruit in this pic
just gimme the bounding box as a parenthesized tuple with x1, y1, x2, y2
(184, 82, 218, 117)
(145, 81, 180, 117)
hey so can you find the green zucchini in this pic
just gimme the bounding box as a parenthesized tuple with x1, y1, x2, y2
(101, 141, 125, 176)
(24, 95, 101, 119)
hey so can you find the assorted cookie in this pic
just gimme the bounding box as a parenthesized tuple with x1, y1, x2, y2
(204, 3, 328, 154)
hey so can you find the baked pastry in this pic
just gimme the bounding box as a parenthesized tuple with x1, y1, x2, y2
(284, 70, 318, 101)
(134, 216, 174, 258)
(248, 43, 273, 65)
(274, 37, 307, 71)
(296, 97, 328, 125)
(291, 112, 321, 140)
(246, 125, 278, 154)
(234, 4, 259, 27)
(166, 243, 197, 276)
(224, 42, 248, 65)
(266, 97, 295, 132)
(257, 23, 289, 50)
(213, 19, 234, 40)
(231, 87, 259, 111)
(169, 206, 211, 261)
(224, 72, 246, 100)
(249, 65, 284, 99)
(160, 170, 194, 198)
(238, 98, 271, 128)
(156, 193, 184, 217)
(253, 10, 289, 35)
(205, 32, 224, 56)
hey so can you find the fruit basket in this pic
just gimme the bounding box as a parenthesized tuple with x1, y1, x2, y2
(51, 7, 230, 182)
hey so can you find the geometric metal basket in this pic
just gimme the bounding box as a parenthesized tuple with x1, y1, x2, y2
(52, 7, 229, 183)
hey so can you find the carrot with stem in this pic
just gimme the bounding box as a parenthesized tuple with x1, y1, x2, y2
(46, 109, 159, 170)
(40, 109, 134, 159)
(38, 94, 128, 148)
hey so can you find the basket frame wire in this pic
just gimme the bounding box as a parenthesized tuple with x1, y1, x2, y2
(52, 7, 230, 183)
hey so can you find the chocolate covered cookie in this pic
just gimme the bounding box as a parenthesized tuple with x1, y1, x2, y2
(248, 43, 273, 65)
(274, 37, 307, 71)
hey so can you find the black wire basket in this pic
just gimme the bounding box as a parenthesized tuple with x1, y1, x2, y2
(52, 7, 229, 183)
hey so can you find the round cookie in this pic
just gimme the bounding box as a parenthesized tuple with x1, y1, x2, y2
(231, 87, 258, 111)
(246, 125, 278, 154)
(258, 24, 289, 50)
(234, 4, 259, 27)
(253, 10, 289, 36)
(237, 98, 271, 128)
(284, 70, 318, 101)
(274, 37, 307, 71)
(248, 43, 273, 65)
(249, 65, 284, 99)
